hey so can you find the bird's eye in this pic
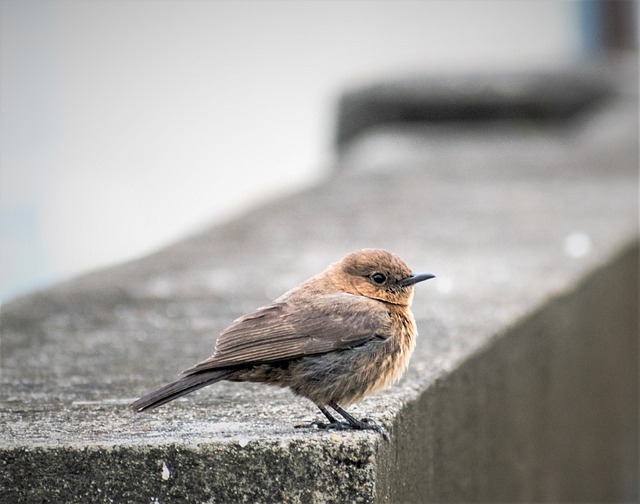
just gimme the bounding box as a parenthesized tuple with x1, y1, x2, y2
(370, 273, 386, 284)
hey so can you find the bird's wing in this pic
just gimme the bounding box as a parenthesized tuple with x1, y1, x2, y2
(184, 293, 392, 373)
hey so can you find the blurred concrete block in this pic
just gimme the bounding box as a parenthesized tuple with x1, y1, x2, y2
(335, 64, 613, 149)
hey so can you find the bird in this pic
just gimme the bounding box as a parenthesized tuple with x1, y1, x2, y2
(130, 248, 434, 438)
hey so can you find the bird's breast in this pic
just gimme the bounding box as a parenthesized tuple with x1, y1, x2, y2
(367, 309, 417, 392)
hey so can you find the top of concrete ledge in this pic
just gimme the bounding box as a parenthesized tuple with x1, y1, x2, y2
(1, 57, 638, 502)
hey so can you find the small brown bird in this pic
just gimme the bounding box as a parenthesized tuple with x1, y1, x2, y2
(130, 249, 433, 437)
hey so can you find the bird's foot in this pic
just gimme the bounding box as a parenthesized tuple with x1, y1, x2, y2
(295, 418, 389, 440)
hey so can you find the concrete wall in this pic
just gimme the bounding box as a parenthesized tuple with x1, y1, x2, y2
(377, 243, 638, 502)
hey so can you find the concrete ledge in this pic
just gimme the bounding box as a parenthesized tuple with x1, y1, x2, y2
(378, 242, 638, 501)
(1, 59, 638, 502)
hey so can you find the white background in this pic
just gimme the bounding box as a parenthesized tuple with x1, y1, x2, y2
(0, 0, 584, 301)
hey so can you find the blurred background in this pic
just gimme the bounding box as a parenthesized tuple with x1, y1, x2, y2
(0, 0, 636, 302)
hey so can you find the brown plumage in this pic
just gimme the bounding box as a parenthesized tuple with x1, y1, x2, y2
(130, 248, 434, 437)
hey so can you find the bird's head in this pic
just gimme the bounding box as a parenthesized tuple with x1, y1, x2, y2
(331, 249, 434, 306)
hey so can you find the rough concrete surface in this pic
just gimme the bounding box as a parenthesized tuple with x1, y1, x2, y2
(1, 58, 638, 502)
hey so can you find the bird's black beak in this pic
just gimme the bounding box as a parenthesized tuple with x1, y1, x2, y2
(400, 273, 435, 287)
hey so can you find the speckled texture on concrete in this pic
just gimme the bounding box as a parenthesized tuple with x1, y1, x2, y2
(1, 59, 638, 503)
(2, 437, 378, 503)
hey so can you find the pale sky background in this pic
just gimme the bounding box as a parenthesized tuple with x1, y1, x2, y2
(1, 1, 586, 301)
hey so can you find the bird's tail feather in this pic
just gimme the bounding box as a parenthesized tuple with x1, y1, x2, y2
(129, 369, 234, 412)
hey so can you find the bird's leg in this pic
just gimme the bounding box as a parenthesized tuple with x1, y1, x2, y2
(319, 405, 339, 424)
(329, 402, 389, 440)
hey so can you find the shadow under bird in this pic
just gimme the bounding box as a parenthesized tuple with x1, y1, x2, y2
(130, 248, 434, 438)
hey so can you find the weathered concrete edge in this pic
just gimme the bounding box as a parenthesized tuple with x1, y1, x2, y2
(375, 239, 639, 502)
(0, 436, 380, 503)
